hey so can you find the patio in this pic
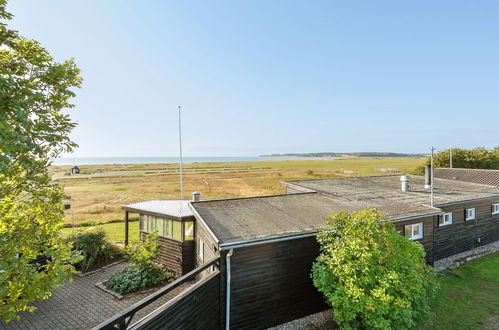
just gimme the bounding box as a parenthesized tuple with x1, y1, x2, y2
(0, 262, 190, 330)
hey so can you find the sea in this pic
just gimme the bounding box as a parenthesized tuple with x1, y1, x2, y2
(51, 156, 324, 166)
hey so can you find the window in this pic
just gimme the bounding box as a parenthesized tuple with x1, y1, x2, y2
(492, 204, 499, 215)
(146, 215, 155, 232)
(465, 208, 476, 221)
(439, 212, 453, 226)
(184, 221, 194, 240)
(139, 214, 195, 241)
(404, 223, 423, 240)
(139, 214, 145, 231)
(172, 221, 182, 240)
(199, 240, 204, 263)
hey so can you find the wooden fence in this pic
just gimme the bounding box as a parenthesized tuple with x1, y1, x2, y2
(130, 270, 220, 329)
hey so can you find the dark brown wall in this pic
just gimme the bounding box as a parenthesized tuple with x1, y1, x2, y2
(220, 236, 329, 330)
(434, 197, 499, 261)
(394, 215, 435, 264)
(132, 271, 220, 330)
(141, 233, 194, 275)
(195, 218, 220, 278)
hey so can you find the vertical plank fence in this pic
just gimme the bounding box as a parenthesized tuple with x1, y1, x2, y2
(130, 270, 220, 330)
(92, 257, 220, 330)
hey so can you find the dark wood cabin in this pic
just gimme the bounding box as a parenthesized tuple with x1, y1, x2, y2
(188, 175, 499, 329)
(112, 175, 499, 330)
(122, 200, 195, 275)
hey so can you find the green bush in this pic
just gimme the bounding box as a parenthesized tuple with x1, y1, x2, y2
(70, 230, 122, 272)
(106, 263, 175, 294)
(106, 231, 176, 294)
(312, 209, 438, 329)
(412, 146, 499, 175)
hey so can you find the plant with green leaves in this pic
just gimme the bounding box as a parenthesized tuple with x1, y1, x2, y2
(412, 146, 499, 175)
(312, 209, 438, 329)
(106, 232, 176, 295)
(70, 230, 123, 272)
(125, 231, 160, 268)
(0, 0, 82, 322)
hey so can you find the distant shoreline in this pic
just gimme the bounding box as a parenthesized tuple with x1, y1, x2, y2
(50, 156, 326, 166)
(51, 154, 426, 166)
(261, 152, 427, 158)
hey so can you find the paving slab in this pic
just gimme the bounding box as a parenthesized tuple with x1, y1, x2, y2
(0, 262, 189, 330)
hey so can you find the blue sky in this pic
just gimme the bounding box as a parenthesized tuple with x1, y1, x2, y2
(8, 1, 499, 157)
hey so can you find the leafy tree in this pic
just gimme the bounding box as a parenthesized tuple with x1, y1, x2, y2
(0, 0, 82, 321)
(412, 147, 499, 174)
(312, 209, 438, 329)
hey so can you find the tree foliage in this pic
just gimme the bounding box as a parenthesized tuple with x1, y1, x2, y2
(413, 147, 499, 174)
(0, 0, 82, 321)
(312, 209, 438, 329)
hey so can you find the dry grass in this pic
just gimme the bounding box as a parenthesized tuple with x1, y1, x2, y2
(57, 157, 424, 225)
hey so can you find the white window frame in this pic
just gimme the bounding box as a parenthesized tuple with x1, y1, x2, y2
(405, 223, 423, 240)
(199, 240, 205, 263)
(492, 204, 499, 215)
(465, 208, 476, 221)
(439, 212, 453, 227)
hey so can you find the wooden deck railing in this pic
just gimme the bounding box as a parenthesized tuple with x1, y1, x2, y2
(92, 257, 221, 330)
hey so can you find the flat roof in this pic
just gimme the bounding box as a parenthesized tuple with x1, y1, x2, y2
(122, 200, 194, 219)
(191, 192, 439, 244)
(286, 175, 499, 207)
(434, 168, 499, 187)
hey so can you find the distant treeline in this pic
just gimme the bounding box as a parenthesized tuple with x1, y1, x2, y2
(261, 152, 427, 158)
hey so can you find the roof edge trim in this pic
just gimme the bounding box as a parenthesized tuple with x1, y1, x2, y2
(434, 194, 499, 207)
(219, 229, 321, 250)
(188, 203, 220, 244)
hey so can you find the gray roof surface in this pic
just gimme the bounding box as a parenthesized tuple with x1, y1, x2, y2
(191, 191, 439, 243)
(192, 175, 499, 243)
(434, 168, 499, 187)
(122, 200, 193, 218)
(288, 175, 499, 207)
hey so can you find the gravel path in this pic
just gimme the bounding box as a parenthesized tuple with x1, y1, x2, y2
(267, 309, 333, 330)
(434, 240, 499, 271)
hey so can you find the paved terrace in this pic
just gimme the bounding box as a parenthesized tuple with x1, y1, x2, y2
(0, 262, 190, 330)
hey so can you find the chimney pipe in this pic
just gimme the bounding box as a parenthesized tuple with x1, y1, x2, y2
(424, 164, 432, 189)
(400, 175, 410, 192)
(192, 191, 201, 202)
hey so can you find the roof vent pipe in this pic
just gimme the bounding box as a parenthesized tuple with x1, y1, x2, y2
(192, 191, 201, 202)
(400, 175, 410, 192)
(424, 164, 432, 189)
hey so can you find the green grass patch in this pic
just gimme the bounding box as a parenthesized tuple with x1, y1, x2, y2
(62, 220, 140, 242)
(431, 252, 499, 329)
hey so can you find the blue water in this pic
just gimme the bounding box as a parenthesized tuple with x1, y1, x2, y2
(51, 156, 324, 166)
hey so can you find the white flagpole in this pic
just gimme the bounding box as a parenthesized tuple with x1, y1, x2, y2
(178, 105, 184, 200)
(431, 146, 435, 207)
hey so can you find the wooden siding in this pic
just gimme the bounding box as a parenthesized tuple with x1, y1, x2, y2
(434, 197, 499, 260)
(141, 233, 194, 275)
(195, 218, 220, 279)
(131, 271, 220, 330)
(220, 237, 329, 330)
(394, 215, 435, 264)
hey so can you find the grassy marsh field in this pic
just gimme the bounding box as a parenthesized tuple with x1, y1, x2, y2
(54, 157, 424, 226)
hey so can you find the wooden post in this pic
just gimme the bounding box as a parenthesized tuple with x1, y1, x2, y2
(125, 211, 129, 246)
